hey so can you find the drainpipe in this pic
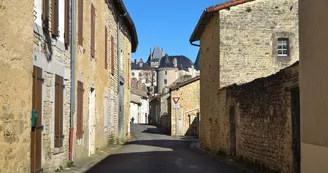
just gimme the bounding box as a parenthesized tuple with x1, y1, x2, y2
(117, 13, 127, 143)
(69, 0, 76, 162)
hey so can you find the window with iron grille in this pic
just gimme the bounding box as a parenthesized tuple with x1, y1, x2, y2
(277, 38, 289, 57)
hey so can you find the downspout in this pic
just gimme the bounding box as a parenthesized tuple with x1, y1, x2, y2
(117, 13, 127, 143)
(69, 0, 76, 162)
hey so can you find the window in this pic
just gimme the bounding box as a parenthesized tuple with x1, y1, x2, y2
(132, 72, 135, 76)
(164, 79, 167, 85)
(111, 36, 115, 75)
(165, 71, 167, 75)
(277, 38, 289, 56)
(55, 75, 64, 147)
(51, 0, 59, 37)
(77, 81, 84, 139)
(105, 26, 108, 69)
(78, 0, 84, 46)
(90, 4, 96, 58)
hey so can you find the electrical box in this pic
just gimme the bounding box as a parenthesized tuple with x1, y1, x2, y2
(31, 109, 38, 127)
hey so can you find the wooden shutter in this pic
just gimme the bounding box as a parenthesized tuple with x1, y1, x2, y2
(78, 0, 83, 46)
(105, 26, 108, 69)
(111, 36, 114, 74)
(77, 81, 84, 139)
(42, 0, 49, 30)
(64, 0, 70, 46)
(90, 4, 95, 58)
(55, 75, 64, 148)
(51, 0, 59, 37)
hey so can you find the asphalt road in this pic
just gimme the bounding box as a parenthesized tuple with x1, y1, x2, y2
(86, 124, 239, 173)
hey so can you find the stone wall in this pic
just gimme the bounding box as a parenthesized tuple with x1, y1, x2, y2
(219, 0, 299, 86)
(199, 11, 220, 149)
(33, 0, 72, 170)
(209, 62, 299, 173)
(74, 0, 133, 161)
(170, 79, 200, 136)
(0, 1, 34, 172)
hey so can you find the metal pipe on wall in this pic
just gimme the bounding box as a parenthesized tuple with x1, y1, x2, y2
(69, 0, 76, 162)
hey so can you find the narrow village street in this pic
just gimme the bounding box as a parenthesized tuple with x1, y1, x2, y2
(86, 124, 239, 173)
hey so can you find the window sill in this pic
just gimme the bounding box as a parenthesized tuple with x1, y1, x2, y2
(52, 147, 64, 155)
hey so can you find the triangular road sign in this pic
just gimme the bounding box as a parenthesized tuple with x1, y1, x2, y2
(173, 97, 180, 104)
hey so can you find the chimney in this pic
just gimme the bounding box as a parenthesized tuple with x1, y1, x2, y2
(150, 48, 152, 60)
(134, 59, 137, 63)
(173, 58, 177, 68)
(139, 58, 143, 67)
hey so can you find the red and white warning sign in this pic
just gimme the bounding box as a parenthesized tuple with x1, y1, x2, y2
(173, 97, 180, 104)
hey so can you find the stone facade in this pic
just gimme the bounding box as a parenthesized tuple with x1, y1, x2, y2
(0, 1, 34, 172)
(170, 77, 200, 136)
(73, 0, 135, 162)
(206, 62, 299, 173)
(194, 0, 299, 154)
(299, 1, 328, 172)
(33, 0, 71, 171)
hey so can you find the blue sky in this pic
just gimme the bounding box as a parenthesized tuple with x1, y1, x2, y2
(124, 0, 225, 62)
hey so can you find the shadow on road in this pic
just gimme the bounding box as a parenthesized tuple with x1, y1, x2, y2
(85, 139, 237, 173)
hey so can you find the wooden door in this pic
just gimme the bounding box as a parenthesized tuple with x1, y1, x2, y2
(31, 66, 43, 173)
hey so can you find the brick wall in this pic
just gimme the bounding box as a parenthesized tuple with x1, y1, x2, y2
(210, 62, 299, 173)
(0, 1, 34, 172)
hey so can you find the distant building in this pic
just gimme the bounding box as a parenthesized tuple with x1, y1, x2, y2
(147, 46, 164, 68)
(156, 54, 198, 94)
(131, 59, 156, 94)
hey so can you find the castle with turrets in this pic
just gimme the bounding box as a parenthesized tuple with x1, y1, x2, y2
(131, 46, 199, 95)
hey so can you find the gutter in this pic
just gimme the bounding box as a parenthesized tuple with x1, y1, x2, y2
(69, 0, 76, 162)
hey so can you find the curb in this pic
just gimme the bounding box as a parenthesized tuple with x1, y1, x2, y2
(61, 145, 122, 173)
(189, 141, 258, 173)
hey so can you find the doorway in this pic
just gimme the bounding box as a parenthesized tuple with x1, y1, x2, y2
(88, 87, 96, 156)
(31, 66, 43, 173)
(229, 106, 236, 156)
(291, 87, 301, 173)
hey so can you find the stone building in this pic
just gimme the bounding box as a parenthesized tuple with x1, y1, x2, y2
(73, 0, 137, 164)
(299, 1, 328, 172)
(212, 62, 299, 173)
(32, 0, 72, 172)
(131, 59, 156, 94)
(170, 76, 200, 137)
(189, 0, 299, 154)
(0, 1, 33, 172)
(129, 88, 149, 125)
(146, 46, 165, 68)
(156, 54, 198, 94)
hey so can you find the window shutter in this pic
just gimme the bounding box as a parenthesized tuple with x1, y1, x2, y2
(42, 0, 49, 30)
(55, 75, 64, 148)
(51, 0, 59, 37)
(104, 96, 109, 132)
(64, 0, 70, 46)
(111, 36, 114, 74)
(77, 81, 84, 139)
(90, 4, 95, 58)
(105, 26, 108, 69)
(78, 0, 83, 46)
